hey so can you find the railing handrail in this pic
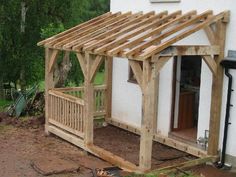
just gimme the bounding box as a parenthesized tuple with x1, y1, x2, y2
(52, 84, 107, 92)
(49, 90, 85, 105)
(53, 86, 84, 92)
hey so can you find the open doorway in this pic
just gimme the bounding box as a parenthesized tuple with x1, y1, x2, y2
(170, 56, 202, 143)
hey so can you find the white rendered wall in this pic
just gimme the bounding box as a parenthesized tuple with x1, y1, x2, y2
(111, 0, 236, 159)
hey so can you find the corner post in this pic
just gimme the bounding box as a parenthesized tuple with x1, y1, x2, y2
(105, 56, 113, 120)
(208, 20, 227, 155)
(84, 52, 94, 145)
(139, 59, 158, 171)
(45, 48, 55, 134)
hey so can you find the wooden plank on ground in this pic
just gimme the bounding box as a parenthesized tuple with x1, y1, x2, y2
(87, 144, 139, 172)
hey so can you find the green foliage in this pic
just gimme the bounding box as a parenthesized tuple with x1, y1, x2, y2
(0, 99, 12, 112)
(94, 72, 105, 85)
(40, 23, 65, 39)
(0, 0, 110, 89)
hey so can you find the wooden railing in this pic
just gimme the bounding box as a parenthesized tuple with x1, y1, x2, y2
(48, 90, 85, 138)
(54, 87, 84, 99)
(94, 85, 106, 117)
(53, 85, 107, 117)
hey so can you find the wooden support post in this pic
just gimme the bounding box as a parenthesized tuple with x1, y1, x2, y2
(45, 48, 56, 134)
(208, 20, 227, 155)
(105, 56, 113, 120)
(84, 52, 94, 145)
(139, 59, 158, 171)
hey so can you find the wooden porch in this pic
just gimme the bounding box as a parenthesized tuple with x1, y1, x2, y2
(38, 10, 229, 172)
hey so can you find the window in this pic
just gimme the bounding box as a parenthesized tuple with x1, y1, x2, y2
(128, 61, 143, 84)
(150, 0, 180, 2)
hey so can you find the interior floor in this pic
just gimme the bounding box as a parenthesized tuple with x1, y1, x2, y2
(170, 128, 197, 144)
(94, 125, 196, 169)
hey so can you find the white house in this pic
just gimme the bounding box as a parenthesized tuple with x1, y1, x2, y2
(110, 0, 236, 167)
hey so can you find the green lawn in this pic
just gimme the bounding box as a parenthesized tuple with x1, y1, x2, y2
(94, 72, 105, 85)
(0, 99, 12, 112)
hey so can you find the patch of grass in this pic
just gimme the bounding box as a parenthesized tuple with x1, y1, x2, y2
(0, 99, 12, 112)
(94, 72, 105, 85)
(39, 80, 45, 91)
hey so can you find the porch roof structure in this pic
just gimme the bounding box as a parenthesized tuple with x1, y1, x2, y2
(39, 10, 229, 172)
(38, 10, 229, 60)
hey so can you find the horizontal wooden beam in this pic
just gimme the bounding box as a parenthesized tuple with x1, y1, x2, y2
(49, 90, 85, 105)
(158, 45, 220, 56)
(47, 125, 86, 149)
(87, 144, 139, 172)
(49, 119, 85, 138)
(149, 156, 218, 175)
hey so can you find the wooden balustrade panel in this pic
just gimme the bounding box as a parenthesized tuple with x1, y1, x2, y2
(48, 91, 85, 138)
(94, 86, 106, 117)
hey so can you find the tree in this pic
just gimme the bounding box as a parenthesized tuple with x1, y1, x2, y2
(0, 0, 110, 89)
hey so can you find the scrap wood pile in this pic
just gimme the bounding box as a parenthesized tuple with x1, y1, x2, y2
(5, 85, 45, 117)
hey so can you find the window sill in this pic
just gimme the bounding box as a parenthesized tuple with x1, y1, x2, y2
(127, 79, 138, 85)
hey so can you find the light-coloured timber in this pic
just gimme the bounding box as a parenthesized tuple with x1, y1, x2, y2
(87, 144, 139, 172)
(208, 19, 227, 155)
(158, 45, 220, 57)
(150, 156, 218, 175)
(49, 90, 84, 105)
(109, 10, 196, 56)
(39, 10, 229, 172)
(104, 57, 113, 120)
(202, 55, 217, 75)
(48, 125, 86, 149)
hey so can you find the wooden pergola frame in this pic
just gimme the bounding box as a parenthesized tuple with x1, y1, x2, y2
(38, 10, 229, 172)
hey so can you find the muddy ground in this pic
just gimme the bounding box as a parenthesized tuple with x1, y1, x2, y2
(94, 126, 194, 169)
(0, 112, 236, 177)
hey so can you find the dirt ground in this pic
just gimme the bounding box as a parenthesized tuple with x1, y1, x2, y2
(0, 112, 111, 177)
(0, 112, 236, 177)
(94, 126, 193, 169)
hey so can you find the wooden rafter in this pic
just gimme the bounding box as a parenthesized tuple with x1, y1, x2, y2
(138, 11, 229, 59)
(93, 11, 177, 54)
(53, 12, 133, 49)
(38, 11, 229, 60)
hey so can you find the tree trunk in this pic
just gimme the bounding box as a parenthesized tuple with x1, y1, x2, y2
(21, 1, 27, 33)
(19, 1, 28, 90)
(0, 76, 4, 99)
(54, 52, 72, 88)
